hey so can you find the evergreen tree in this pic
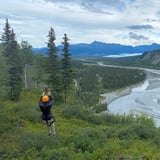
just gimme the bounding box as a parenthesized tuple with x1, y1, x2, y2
(47, 27, 62, 100)
(61, 33, 73, 103)
(1, 18, 11, 42)
(32, 54, 45, 88)
(0, 56, 9, 100)
(1, 18, 23, 101)
(19, 40, 34, 88)
(19, 40, 33, 67)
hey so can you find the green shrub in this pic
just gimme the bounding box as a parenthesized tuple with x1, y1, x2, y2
(66, 127, 107, 153)
(117, 122, 157, 140)
(101, 113, 134, 125)
(40, 147, 74, 160)
(18, 132, 61, 152)
(62, 105, 103, 124)
(62, 105, 92, 120)
(93, 103, 107, 113)
(0, 105, 21, 134)
(13, 103, 40, 123)
(62, 105, 137, 125)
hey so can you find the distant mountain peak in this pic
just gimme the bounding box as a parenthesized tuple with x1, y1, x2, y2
(91, 40, 104, 44)
(32, 41, 160, 57)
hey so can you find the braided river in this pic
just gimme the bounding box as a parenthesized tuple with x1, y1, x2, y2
(99, 62, 160, 127)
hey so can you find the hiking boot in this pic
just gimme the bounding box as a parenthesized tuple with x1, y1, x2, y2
(48, 133, 51, 136)
(52, 132, 56, 136)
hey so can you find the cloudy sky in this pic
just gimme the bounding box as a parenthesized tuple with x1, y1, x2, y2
(0, 0, 160, 47)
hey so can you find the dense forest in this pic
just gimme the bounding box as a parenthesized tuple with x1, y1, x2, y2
(1, 19, 160, 159)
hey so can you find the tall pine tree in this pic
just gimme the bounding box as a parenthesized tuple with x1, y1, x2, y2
(1, 18, 23, 101)
(19, 40, 34, 88)
(19, 40, 33, 67)
(61, 34, 73, 103)
(47, 27, 62, 100)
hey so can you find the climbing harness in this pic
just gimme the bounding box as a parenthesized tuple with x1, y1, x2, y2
(46, 118, 54, 127)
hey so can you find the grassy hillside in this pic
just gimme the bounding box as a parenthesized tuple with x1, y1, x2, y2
(1, 89, 160, 160)
(1, 60, 160, 159)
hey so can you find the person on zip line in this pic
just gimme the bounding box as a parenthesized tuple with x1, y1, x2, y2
(39, 86, 56, 136)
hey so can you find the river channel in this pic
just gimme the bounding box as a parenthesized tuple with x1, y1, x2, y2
(99, 63, 160, 127)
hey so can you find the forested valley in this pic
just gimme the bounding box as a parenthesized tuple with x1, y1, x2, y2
(1, 19, 160, 159)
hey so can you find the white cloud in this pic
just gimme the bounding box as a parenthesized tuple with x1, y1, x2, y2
(0, 0, 160, 47)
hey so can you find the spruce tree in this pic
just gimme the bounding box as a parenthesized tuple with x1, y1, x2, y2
(19, 40, 33, 67)
(19, 40, 34, 88)
(1, 18, 23, 101)
(61, 34, 73, 103)
(47, 27, 62, 100)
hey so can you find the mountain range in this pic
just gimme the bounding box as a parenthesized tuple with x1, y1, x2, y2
(32, 41, 160, 57)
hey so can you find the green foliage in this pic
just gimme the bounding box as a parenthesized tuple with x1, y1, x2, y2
(67, 127, 106, 153)
(1, 90, 160, 159)
(32, 54, 47, 87)
(61, 33, 73, 103)
(101, 113, 135, 125)
(18, 132, 61, 152)
(96, 66, 145, 90)
(77, 67, 100, 106)
(62, 105, 135, 125)
(62, 105, 92, 119)
(1, 18, 23, 101)
(12, 103, 39, 123)
(0, 48, 160, 159)
(118, 123, 156, 140)
(46, 27, 63, 101)
(0, 104, 20, 135)
(92, 103, 107, 113)
(0, 56, 9, 99)
(98, 56, 139, 66)
(19, 40, 34, 67)
(75, 62, 146, 109)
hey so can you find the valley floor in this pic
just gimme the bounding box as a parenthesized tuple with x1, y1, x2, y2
(104, 68, 160, 127)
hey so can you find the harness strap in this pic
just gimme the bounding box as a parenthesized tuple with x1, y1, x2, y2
(46, 119, 54, 126)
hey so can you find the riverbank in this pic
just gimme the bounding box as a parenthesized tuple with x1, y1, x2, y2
(100, 87, 131, 105)
(100, 69, 160, 106)
(98, 62, 146, 105)
(106, 68, 160, 127)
